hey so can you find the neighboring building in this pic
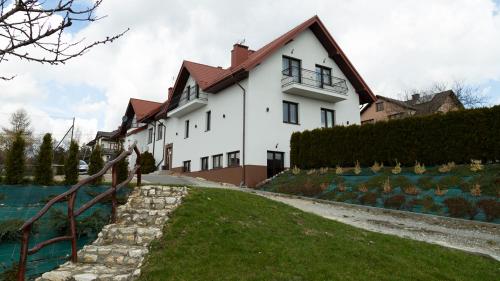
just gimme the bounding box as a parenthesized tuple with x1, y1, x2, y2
(117, 16, 376, 187)
(87, 130, 121, 162)
(361, 90, 463, 124)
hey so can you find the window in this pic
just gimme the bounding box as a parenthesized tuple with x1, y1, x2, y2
(283, 101, 298, 124)
(184, 120, 189, 138)
(227, 151, 240, 167)
(183, 160, 191, 172)
(206, 111, 211, 131)
(282, 56, 301, 82)
(186, 85, 191, 101)
(321, 108, 335, 128)
(148, 128, 153, 144)
(212, 154, 223, 169)
(376, 102, 384, 112)
(315, 65, 332, 87)
(201, 157, 209, 171)
(157, 124, 163, 140)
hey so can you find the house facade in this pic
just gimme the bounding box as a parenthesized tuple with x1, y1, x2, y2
(87, 130, 121, 162)
(118, 16, 376, 187)
(361, 90, 463, 124)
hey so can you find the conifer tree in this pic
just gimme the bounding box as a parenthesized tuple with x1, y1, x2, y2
(34, 133, 53, 185)
(88, 145, 104, 184)
(114, 148, 129, 183)
(64, 141, 79, 185)
(5, 132, 26, 184)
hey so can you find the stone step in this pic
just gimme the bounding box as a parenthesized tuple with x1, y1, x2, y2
(78, 244, 148, 267)
(94, 224, 162, 247)
(37, 263, 139, 281)
(127, 196, 181, 210)
(136, 185, 187, 198)
(116, 207, 170, 227)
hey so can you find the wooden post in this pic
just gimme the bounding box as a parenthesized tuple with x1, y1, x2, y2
(111, 165, 118, 223)
(136, 150, 141, 187)
(67, 194, 78, 263)
(17, 227, 30, 281)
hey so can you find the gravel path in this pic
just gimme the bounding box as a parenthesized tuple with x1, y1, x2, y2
(240, 189, 500, 261)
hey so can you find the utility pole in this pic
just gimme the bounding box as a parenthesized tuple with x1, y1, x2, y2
(70, 117, 75, 142)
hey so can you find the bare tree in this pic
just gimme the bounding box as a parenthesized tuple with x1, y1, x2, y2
(0, 0, 128, 80)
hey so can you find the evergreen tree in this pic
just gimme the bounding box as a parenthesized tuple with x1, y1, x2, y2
(34, 134, 53, 185)
(64, 141, 79, 185)
(5, 133, 26, 184)
(114, 148, 129, 183)
(88, 145, 104, 184)
(140, 151, 156, 174)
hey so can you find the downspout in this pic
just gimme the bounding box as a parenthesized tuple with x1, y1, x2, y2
(156, 121, 166, 170)
(231, 74, 246, 187)
(152, 120, 156, 159)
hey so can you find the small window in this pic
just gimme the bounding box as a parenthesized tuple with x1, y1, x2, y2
(376, 102, 384, 112)
(282, 56, 301, 82)
(201, 157, 209, 171)
(148, 128, 153, 144)
(157, 124, 163, 140)
(212, 154, 223, 169)
(185, 120, 189, 138)
(227, 151, 240, 167)
(283, 101, 298, 124)
(186, 85, 191, 101)
(183, 160, 191, 172)
(321, 108, 335, 128)
(206, 111, 211, 131)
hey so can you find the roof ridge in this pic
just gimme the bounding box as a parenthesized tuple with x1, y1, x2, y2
(130, 97, 163, 104)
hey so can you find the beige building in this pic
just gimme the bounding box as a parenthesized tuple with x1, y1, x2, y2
(361, 90, 463, 124)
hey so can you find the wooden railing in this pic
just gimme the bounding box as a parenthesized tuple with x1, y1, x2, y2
(17, 143, 142, 281)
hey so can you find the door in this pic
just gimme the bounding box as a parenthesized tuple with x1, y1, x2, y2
(267, 151, 284, 178)
(164, 144, 173, 170)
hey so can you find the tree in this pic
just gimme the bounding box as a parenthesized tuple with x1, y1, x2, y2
(5, 132, 25, 184)
(113, 148, 129, 183)
(140, 151, 156, 174)
(88, 145, 104, 184)
(0, 0, 128, 80)
(34, 133, 53, 185)
(1, 109, 35, 161)
(64, 140, 79, 185)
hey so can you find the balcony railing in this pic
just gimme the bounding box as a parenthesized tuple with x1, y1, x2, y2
(177, 87, 208, 108)
(168, 87, 208, 118)
(281, 66, 348, 96)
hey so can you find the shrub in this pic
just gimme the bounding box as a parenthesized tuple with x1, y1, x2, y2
(5, 132, 26, 184)
(34, 133, 53, 185)
(417, 176, 434, 190)
(353, 161, 361, 175)
(469, 184, 481, 196)
(319, 167, 328, 174)
(444, 197, 477, 219)
(88, 144, 104, 184)
(0, 219, 24, 242)
(364, 175, 386, 189)
(64, 141, 79, 185)
(307, 169, 316, 175)
(290, 106, 500, 168)
(0, 263, 18, 281)
(49, 209, 109, 238)
(140, 151, 156, 174)
(477, 199, 500, 222)
(470, 159, 483, 172)
(335, 165, 343, 175)
(360, 192, 378, 206)
(384, 195, 406, 209)
(370, 161, 383, 173)
(403, 185, 420, 195)
(357, 183, 368, 193)
(114, 148, 129, 183)
(391, 162, 402, 175)
(291, 166, 301, 175)
(421, 196, 442, 213)
(382, 177, 392, 193)
(335, 191, 358, 203)
(434, 185, 447, 196)
(414, 161, 426, 175)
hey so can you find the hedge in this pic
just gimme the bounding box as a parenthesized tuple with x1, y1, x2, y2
(290, 106, 500, 168)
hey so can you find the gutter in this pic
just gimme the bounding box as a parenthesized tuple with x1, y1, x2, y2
(155, 121, 166, 170)
(231, 74, 247, 187)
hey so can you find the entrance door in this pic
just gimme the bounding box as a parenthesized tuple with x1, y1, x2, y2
(164, 144, 173, 170)
(267, 151, 284, 178)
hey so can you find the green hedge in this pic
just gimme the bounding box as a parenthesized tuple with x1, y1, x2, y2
(290, 106, 500, 168)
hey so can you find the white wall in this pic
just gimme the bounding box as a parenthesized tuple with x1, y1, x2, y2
(124, 121, 149, 170)
(246, 28, 361, 168)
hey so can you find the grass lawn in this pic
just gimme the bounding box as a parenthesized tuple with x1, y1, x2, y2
(138, 188, 499, 281)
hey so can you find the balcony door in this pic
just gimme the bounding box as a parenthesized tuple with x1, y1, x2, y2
(282, 56, 301, 83)
(267, 151, 284, 178)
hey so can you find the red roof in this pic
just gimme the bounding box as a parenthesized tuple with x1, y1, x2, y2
(129, 98, 162, 120)
(156, 15, 376, 119)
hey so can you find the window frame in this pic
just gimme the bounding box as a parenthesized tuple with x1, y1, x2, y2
(315, 64, 333, 87)
(227, 151, 240, 167)
(184, 120, 189, 139)
(321, 108, 335, 128)
(182, 160, 191, 172)
(282, 56, 302, 82)
(212, 154, 223, 169)
(201, 157, 209, 171)
(148, 128, 153, 144)
(206, 110, 211, 132)
(157, 123, 163, 141)
(283, 100, 299, 125)
(376, 102, 384, 112)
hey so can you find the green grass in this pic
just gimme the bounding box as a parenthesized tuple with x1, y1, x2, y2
(138, 188, 499, 281)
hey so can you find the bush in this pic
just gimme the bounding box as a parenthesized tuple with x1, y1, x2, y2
(0, 219, 24, 242)
(49, 209, 109, 238)
(114, 148, 129, 183)
(276, 179, 325, 197)
(444, 197, 477, 219)
(64, 141, 79, 185)
(140, 151, 156, 174)
(290, 106, 500, 168)
(360, 192, 378, 206)
(477, 199, 500, 222)
(34, 133, 53, 185)
(0, 263, 18, 281)
(5, 132, 26, 184)
(384, 195, 406, 209)
(335, 191, 358, 203)
(421, 196, 442, 213)
(88, 145, 104, 184)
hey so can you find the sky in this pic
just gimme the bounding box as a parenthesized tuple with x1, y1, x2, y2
(1, 0, 500, 144)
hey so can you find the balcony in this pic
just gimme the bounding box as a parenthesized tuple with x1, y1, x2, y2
(168, 89, 208, 118)
(281, 67, 348, 102)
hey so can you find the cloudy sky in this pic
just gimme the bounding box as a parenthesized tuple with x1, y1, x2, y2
(1, 0, 500, 143)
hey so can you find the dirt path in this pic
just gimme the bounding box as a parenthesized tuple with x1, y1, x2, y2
(239, 189, 500, 261)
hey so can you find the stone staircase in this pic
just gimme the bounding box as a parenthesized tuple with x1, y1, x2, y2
(37, 186, 188, 281)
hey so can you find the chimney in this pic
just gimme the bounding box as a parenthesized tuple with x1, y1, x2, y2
(231, 44, 250, 68)
(412, 93, 420, 101)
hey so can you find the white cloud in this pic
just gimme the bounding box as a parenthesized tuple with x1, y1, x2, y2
(1, 0, 499, 134)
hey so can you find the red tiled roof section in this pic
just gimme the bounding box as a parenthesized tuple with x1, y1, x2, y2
(184, 61, 229, 90)
(130, 98, 162, 120)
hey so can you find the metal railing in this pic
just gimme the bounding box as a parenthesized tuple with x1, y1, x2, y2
(16, 143, 142, 281)
(177, 86, 208, 108)
(281, 66, 348, 95)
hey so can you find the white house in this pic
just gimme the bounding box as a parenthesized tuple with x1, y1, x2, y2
(118, 16, 376, 187)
